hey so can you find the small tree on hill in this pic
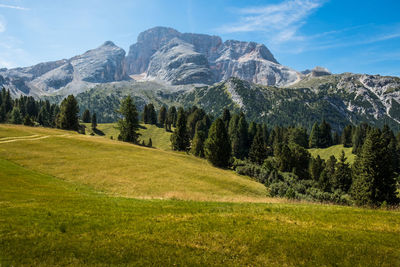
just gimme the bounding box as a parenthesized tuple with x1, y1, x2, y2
(82, 109, 91, 123)
(204, 118, 231, 168)
(249, 127, 267, 165)
(56, 95, 79, 131)
(170, 107, 190, 151)
(117, 96, 140, 144)
(91, 113, 97, 129)
(158, 106, 167, 127)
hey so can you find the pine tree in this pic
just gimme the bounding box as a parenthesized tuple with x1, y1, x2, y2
(341, 125, 353, 147)
(332, 131, 340, 145)
(91, 113, 97, 129)
(289, 127, 308, 148)
(249, 127, 267, 165)
(248, 121, 257, 147)
(142, 105, 149, 123)
(148, 138, 152, 147)
(56, 95, 79, 131)
(166, 106, 177, 130)
(351, 128, 398, 205)
(82, 109, 91, 123)
(309, 155, 325, 182)
(170, 107, 190, 151)
(290, 144, 311, 179)
(319, 120, 332, 148)
(10, 106, 22, 124)
(187, 108, 206, 139)
(237, 113, 249, 158)
(332, 151, 352, 192)
(191, 124, 206, 157)
(158, 106, 167, 127)
(204, 118, 231, 168)
(352, 123, 370, 155)
(23, 115, 34, 126)
(147, 103, 157, 124)
(309, 122, 321, 148)
(222, 108, 231, 129)
(275, 144, 292, 172)
(117, 96, 140, 143)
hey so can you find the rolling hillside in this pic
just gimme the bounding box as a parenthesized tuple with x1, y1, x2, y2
(1, 125, 399, 265)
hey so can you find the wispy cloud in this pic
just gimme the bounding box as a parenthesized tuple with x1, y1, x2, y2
(0, 19, 5, 33)
(217, 0, 326, 43)
(0, 4, 29, 10)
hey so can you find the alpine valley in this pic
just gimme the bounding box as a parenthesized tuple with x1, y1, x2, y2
(1, 26, 400, 131)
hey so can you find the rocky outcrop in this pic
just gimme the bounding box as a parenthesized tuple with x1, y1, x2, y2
(147, 38, 215, 85)
(126, 26, 300, 86)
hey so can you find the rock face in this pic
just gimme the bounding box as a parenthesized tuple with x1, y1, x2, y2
(147, 38, 214, 85)
(126, 26, 301, 86)
(0, 41, 128, 97)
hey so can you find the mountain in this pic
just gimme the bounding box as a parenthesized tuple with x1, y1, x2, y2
(2, 26, 400, 131)
(0, 41, 127, 97)
(126, 26, 300, 86)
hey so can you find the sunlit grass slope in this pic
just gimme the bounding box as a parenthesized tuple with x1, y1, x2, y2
(1, 158, 399, 266)
(83, 123, 172, 150)
(0, 124, 265, 202)
(309, 144, 356, 164)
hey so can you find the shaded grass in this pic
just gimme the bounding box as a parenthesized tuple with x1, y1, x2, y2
(1, 158, 399, 266)
(83, 123, 172, 150)
(309, 144, 356, 164)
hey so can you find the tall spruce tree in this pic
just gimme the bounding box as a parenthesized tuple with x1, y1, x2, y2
(191, 123, 206, 158)
(91, 113, 97, 129)
(204, 118, 231, 168)
(117, 96, 140, 143)
(341, 125, 353, 147)
(319, 120, 332, 148)
(309, 122, 321, 148)
(158, 106, 167, 127)
(56, 95, 79, 131)
(332, 151, 352, 192)
(222, 108, 231, 129)
(147, 104, 157, 125)
(351, 128, 398, 205)
(142, 105, 149, 123)
(170, 107, 190, 151)
(82, 109, 91, 123)
(309, 155, 325, 182)
(249, 127, 268, 165)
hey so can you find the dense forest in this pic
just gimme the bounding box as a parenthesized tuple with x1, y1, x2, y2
(1, 88, 399, 207)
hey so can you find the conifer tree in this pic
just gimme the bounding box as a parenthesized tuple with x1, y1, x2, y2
(117, 96, 140, 143)
(147, 103, 157, 124)
(204, 118, 231, 168)
(249, 127, 268, 165)
(289, 127, 308, 148)
(23, 115, 34, 126)
(309, 122, 321, 148)
(191, 124, 206, 157)
(332, 151, 352, 192)
(142, 105, 149, 123)
(148, 138, 152, 147)
(91, 113, 97, 129)
(10, 106, 22, 124)
(351, 128, 398, 205)
(82, 109, 91, 123)
(309, 155, 325, 181)
(248, 121, 257, 147)
(56, 95, 79, 131)
(332, 132, 340, 145)
(341, 125, 353, 147)
(319, 120, 332, 148)
(237, 114, 249, 159)
(222, 108, 231, 129)
(170, 107, 190, 151)
(158, 106, 167, 127)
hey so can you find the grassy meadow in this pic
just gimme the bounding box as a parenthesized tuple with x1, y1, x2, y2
(309, 144, 356, 164)
(1, 124, 399, 266)
(83, 123, 172, 150)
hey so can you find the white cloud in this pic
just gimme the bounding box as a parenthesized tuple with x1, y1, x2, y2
(217, 0, 325, 44)
(0, 4, 29, 10)
(0, 15, 5, 33)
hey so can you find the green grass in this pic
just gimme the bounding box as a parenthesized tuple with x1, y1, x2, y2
(1, 125, 399, 266)
(309, 144, 356, 164)
(83, 123, 172, 150)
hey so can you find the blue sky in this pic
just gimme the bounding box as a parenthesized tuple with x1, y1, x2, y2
(0, 0, 399, 76)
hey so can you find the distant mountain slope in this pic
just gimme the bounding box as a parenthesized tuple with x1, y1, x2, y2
(0, 41, 128, 97)
(70, 75, 400, 132)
